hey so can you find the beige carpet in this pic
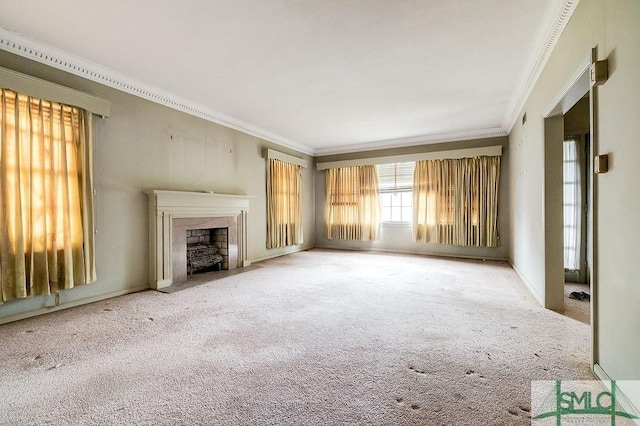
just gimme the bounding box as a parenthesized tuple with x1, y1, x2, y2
(563, 282, 591, 325)
(0, 249, 592, 425)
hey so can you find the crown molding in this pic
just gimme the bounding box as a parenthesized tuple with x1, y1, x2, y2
(0, 27, 315, 156)
(314, 127, 508, 156)
(501, 0, 580, 133)
(0, 0, 578, 160)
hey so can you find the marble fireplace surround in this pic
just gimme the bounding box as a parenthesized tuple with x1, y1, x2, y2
(146, 190, 251, 290)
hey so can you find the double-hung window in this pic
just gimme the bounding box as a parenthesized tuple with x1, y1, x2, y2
(376, 162, 415, 224)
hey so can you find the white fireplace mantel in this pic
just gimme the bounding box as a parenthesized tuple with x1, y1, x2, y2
(145, 190, 252, 290)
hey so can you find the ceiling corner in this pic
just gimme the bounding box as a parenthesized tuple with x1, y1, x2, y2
(501, 0, 581, 133)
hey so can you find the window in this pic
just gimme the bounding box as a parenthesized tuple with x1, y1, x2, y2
(0, 89, 96, 303)
(563, 139, 582, 271)
(376, 162, 415, 223)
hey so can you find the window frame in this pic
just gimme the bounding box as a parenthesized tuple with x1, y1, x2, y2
(376, 162, 415, 226)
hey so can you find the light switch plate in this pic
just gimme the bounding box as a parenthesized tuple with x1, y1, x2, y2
(591, 60, 608, 86)
(594, 154, 609, 174)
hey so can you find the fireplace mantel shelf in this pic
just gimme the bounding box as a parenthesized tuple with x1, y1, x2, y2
(146, 190, 255, 213)
(145, 190, 252, 290)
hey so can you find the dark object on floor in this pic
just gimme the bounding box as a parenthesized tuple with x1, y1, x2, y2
(569, 291, 591, 301)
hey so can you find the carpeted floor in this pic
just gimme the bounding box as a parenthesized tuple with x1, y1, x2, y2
(563, 282, 591, 325)
(0, 249, 593, 425)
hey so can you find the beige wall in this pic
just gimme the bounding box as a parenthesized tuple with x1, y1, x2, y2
(0, 50, 316, 322)
(564, 97, 590, 136)
(509, 0, 640, 394)
(314, 136, 510, 260)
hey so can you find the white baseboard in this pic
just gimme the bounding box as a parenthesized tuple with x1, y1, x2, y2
(593, 363, 640, 423)
(0, 246, 313, 324)
(593, 363, 611, 382)
(0, 285, 149, 325)
(315, 244, 509, 262)
(250, 246, 310, 264)
(508, 260, 544, 306)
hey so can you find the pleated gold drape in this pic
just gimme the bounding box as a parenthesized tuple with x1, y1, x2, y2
(413, 156, 500, 247)
(326, 165, 380, 240)
(0, 89, 96, 304)
(267, 158, 303, 248)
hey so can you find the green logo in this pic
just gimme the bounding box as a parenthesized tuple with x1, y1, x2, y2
(532, 380, 639, 425)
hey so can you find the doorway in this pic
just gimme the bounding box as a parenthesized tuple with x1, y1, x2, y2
(543, 49, 599, 367)
(563, 96, 591, 324)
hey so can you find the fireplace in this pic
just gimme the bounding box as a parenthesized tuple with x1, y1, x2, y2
(171, 216, 238, 284)
(146, 190, 252, 289)
(186, 228, 227, 274)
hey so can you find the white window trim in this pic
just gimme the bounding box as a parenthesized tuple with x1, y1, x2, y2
(377, 162, 415, 224)
(381, 221, 412, 228)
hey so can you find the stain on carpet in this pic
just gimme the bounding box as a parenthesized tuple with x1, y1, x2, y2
(508, 404, 531, 418)
(465, 369, 488, 382)
(408, 365, 429, 374)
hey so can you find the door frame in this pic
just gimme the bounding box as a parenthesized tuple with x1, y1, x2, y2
(543, 48, 599, 368)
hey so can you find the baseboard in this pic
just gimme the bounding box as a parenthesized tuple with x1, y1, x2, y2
(250, 246, 312, 264)
(593, 363, 614, 387)
(0, 246, 311, 324)
(508, 260, 544, 306)
(315, 244, 509, 263)
(593, 364, 640, 422)
(0, 285, 149, 325)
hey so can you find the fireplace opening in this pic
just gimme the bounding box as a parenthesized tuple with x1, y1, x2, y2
(170, 216, 239, 285)
(186, 228, 229, 277)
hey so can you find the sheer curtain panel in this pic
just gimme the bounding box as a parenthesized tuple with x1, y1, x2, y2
(413, 156, 500, 247)
(0, 89, 96, 303)
(267, 158, 303, 249)
(563, 139, 582, 271)
(326, 165, 380, 240)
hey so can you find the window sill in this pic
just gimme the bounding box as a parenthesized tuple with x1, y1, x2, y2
(381, 221, 412, 228)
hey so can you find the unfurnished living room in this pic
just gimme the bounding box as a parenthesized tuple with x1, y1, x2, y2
(0, 1, 639, 425)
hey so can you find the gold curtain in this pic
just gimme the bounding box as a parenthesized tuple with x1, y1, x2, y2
(326, 165, 380, 240)
(413, 156, 500, 247)
(0, 89, 96, 304)
(267, 158, 303, 249)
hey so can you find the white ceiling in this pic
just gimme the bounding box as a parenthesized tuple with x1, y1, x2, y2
(0, 0, 567, 155)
